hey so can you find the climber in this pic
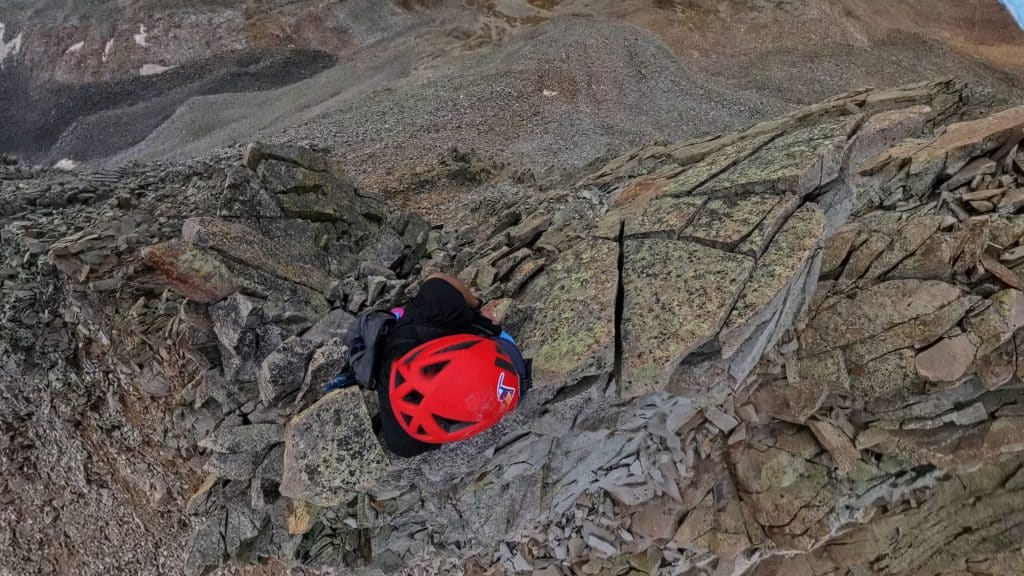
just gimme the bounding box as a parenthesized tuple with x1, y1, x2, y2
(337, 273, 531, 458)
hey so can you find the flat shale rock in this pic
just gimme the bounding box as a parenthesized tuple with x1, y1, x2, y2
(279, 388, 389, 507)
(683, 194, 785, 249)
(914, 334, 977, 382)
(183, 216, 329, 291)
(517, 239, 619, 385)
(963, 289, 1024, 357)
(621, 194, 706, 238)
(802, 280, 963, 354)
(696, 117, 854, 198)
(620, 238, 754, 398)
(721, 203, 825, 357)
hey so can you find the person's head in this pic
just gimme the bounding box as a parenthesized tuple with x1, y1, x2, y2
(388, 334, 521, 443)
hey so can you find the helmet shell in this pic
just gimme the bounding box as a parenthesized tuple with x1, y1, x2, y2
(388, 334, 520, 444)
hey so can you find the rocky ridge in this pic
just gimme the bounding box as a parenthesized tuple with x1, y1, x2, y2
(3, 78, 1024, 575)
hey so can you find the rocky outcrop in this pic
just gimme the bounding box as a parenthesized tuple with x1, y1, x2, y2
(7, 78, 1024, 576)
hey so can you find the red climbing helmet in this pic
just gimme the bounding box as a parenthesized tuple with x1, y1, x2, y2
(388, 334, 521, 444)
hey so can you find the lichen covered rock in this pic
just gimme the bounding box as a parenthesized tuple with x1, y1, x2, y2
(279, 388, 389, 507)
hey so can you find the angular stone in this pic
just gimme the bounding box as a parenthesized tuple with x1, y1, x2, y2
(721, 204, 824, 357)
(184, 514, 226, 576)
(961, 187, 1004, 202)
(517, 240, 618, 385)
(245, 141, 340, 173)
(998, 188, 1024, 213)
(705, 407, 740, 433)
(183, 217, 328, 291)
(280, 388, 389, 507)
(200, 423, 283, 454)
(913, 105, 1024, 179)
(254, 445, 285, 483)
(203, 452, 258, 480)
(682, 194, 785, 249)
(840, 294, 976, 367)
(620, 239, 754, 398)
(301, 309, 354, 343)
(209, 293, 263, 350)
(256, 159, 361, 221)
(834, 232, 890, 289)
(218, 165, 283, 219)
(730, 433, 831, 528)
(503, 256, 546, 296)
(287, 500, 318, 535)
(304, 338, 349, 393)
(889, 233, 962, 281)
(753, 351, 840, 423)
(846, 105, 932, 172)
(981, 252, 1023, 289)
(819, 224, 860, 277)
(622, 195, 706, 238)
(224, 505, 261, 556)
(142, 240, 239, 303)
(494, 248, 532, 280)
(258, 337, 318, 405)
(954, 218, 991, 275)
(631, 496, 685, 541)
(698, 117, 855, 198)
(914, 334, 977, 382)
(660, 133, 777, 198)
(806, 419, 860, 474)
(358, 226, 407, 272)
(944, 157, 997, 190)
(975, 338, 1016, 390)
(863, 215, 944, 280)
(507, 214, 552, 249)
(803, 280, 963, 354)
(185, 476, 219, 516)
(963, 289, 1024, 357)
(847, 348, 920, 401)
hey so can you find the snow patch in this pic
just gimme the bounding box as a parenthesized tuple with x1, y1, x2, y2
(103, 38, 115, 62)
(0, 22, 24, 68)
(54, 159, 79, 171)
(139, 63, 172, 76)
(65, 41, 84, 54)
(134, 24, 148, 47)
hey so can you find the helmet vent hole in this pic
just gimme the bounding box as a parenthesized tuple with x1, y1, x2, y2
(420, 360, 450, 378)
(400, 413, 413, 426)
(402, 390, 424, 405)
(495, 358, 515, 372)
(434, 415, 474, 433)
(439, 340, 479, 353)
(416, 424, 427, 436)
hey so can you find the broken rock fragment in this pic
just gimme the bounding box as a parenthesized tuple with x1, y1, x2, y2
(914, 334, 977, 382)
(258, 336, 318, 405)
(279, 388, 389, 507)
(517, 239, 619, 385)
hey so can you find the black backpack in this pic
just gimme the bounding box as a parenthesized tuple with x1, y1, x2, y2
(338, 309, 396, 390)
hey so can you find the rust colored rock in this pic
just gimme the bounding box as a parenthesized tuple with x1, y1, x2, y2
(142, 240, 238, 303)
